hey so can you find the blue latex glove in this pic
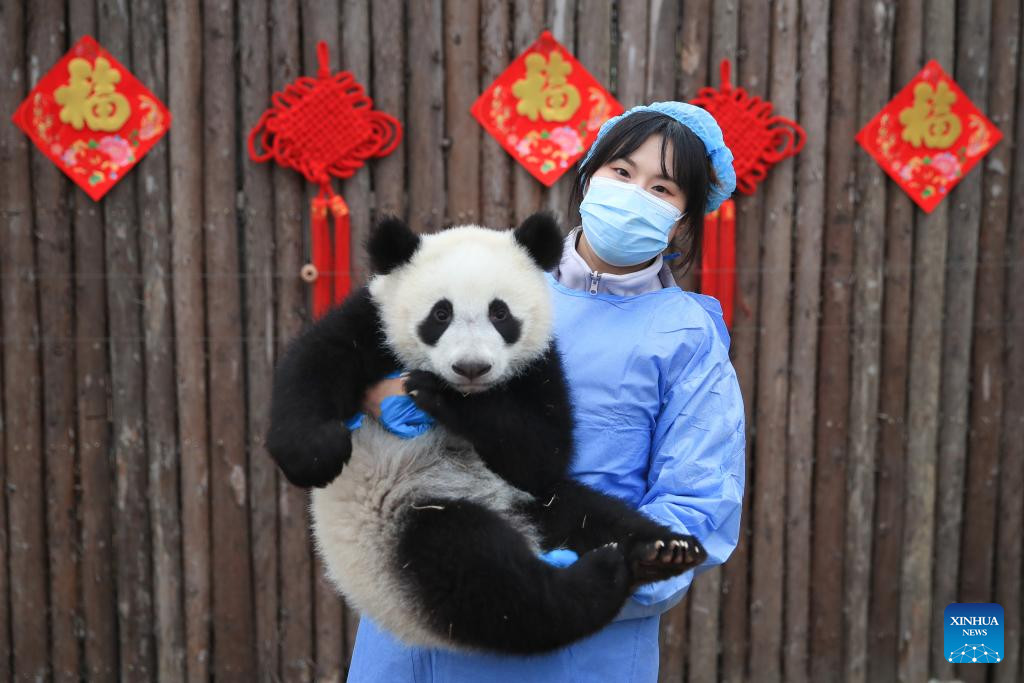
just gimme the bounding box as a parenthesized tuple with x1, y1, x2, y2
(538, 548, 579, 568)
(345, 371, 435, 439)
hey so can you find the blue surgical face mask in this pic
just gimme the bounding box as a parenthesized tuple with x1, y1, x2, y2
(579, 176, 685, 267)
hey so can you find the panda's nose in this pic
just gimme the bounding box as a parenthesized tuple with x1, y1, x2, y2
(452, 362, 491, 379)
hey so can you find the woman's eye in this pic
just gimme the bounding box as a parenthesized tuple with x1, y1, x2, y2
(652, 185, 670, 195)
(613, 167, 630, 178)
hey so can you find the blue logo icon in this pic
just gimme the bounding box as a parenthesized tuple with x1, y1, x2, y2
(944, 603, 1003, 663)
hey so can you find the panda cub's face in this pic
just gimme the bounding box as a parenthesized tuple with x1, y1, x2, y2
(368, 218, 561, 393)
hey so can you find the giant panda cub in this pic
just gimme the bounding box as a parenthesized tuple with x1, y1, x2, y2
(266, 212, 707, 654)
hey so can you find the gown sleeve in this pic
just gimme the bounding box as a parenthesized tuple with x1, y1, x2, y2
(613, 313, 746, 622)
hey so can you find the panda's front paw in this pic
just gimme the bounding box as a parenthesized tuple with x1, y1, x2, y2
(404, 370, 451, 416)
(268, 421, 352, 489)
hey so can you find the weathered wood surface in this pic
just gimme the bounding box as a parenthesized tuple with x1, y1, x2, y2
(0, 2, 1018, 680)
(868, 2, 920, 682)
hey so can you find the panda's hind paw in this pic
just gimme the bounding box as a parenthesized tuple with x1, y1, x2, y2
(625, 535, 707, 585)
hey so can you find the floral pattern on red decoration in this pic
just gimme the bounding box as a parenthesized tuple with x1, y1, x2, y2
(11, 35, 171, 201)
(471, 30, 623, 187)
(856, 60, 1001, 213)
(249, 41, 401, 318)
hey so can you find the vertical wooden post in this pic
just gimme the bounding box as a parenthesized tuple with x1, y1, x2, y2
(510, 0, 546, 225)
(784, 0, 830, 681)
(940, 0, 995, 672)
(899, 1, 954, 678)
(868, 2, 921, 681)
(811, 0, 860, 679)
(709, 3, 745, 681)
(166, 0, 212, 677)
(480, 0, 514, 228)
(97, 1, 155, 677)
(960, 1, 1015, 682)
(131, 0, 187, 678)
(239, 0, 281, 679)
(203, 0, 257, 677)
(25, 1, 79, 680)
(845, 4, 895, 682)
(932, 0, 989, 679)
(340, 0, 374, 663)
(543, 0, 578, 228)
(67, 3, 119, 679)
(749, 1, 798, 681)
(371, 0, 408, 221)
(272, 0, 315, 678)
(736, 1, 769, 678)
(616, 0, 648, 108)
(299, 0, 345, 677)
(445, 0, 481, 227)
(341, 0, 374, 286)
(995, 11, 1024, 678)
(675, 0, 710, 290)
(408, 0, 446, 232)
(0, 2, 49, 679)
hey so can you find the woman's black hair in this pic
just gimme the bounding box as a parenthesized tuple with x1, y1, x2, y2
(569, 110, 720, 275)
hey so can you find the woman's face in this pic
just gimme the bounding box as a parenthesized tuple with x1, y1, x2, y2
(590, 133, 687, 242)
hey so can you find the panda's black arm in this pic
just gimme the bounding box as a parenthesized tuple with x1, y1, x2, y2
(406, 346, 574, 496)
(266, 286, 401, 488)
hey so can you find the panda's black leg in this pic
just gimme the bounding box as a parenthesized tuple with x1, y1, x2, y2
(396, 497, 635, 654)
(525, 479, 708, 584)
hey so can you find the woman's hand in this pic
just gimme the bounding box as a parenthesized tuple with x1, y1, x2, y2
(361, 376, 407, 418)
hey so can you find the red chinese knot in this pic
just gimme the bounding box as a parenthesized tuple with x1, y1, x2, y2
(690, 59, 806, 329)
(690, 59, 805, 196)
(248, 41, 401, 318)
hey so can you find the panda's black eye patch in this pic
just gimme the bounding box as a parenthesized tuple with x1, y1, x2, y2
(418, 299, 453, 346)
(489, 299, 521, 344)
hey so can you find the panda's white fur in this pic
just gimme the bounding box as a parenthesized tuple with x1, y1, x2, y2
(311, 420, 542, 647)
(310, 225, 551, 648)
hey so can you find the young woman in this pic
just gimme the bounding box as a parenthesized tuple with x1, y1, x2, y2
(347, 101, 746, 682)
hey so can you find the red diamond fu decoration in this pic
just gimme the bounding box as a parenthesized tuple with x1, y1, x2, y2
(471, 30, 623, 186)
(11, 34, 171, 201)
(856, 60, 1001, 213)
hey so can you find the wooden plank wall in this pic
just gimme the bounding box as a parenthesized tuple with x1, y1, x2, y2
(1, 1, 1021, 681)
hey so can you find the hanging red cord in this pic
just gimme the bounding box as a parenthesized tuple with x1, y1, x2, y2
(249, 41, 401, 318)
(691, 59, 806, 329)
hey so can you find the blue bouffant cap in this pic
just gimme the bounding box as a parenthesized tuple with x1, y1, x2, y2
(582, 101, 737, 213)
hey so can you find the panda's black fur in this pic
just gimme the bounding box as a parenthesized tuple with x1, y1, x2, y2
(266, 213, 707, 654)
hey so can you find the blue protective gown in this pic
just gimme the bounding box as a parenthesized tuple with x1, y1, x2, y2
(346, 271, 746, 682)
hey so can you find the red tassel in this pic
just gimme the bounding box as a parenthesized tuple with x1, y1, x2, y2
(718, 200, 736, 329)
(701, 207, 721, 302)
(310, 196, 333, 319)
(700, 199, 737, 329)
(330, 195, 351, 305)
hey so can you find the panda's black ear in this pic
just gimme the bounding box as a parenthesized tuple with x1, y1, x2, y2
(369, 216, 421, 274)
(513, 212, 563, 271)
